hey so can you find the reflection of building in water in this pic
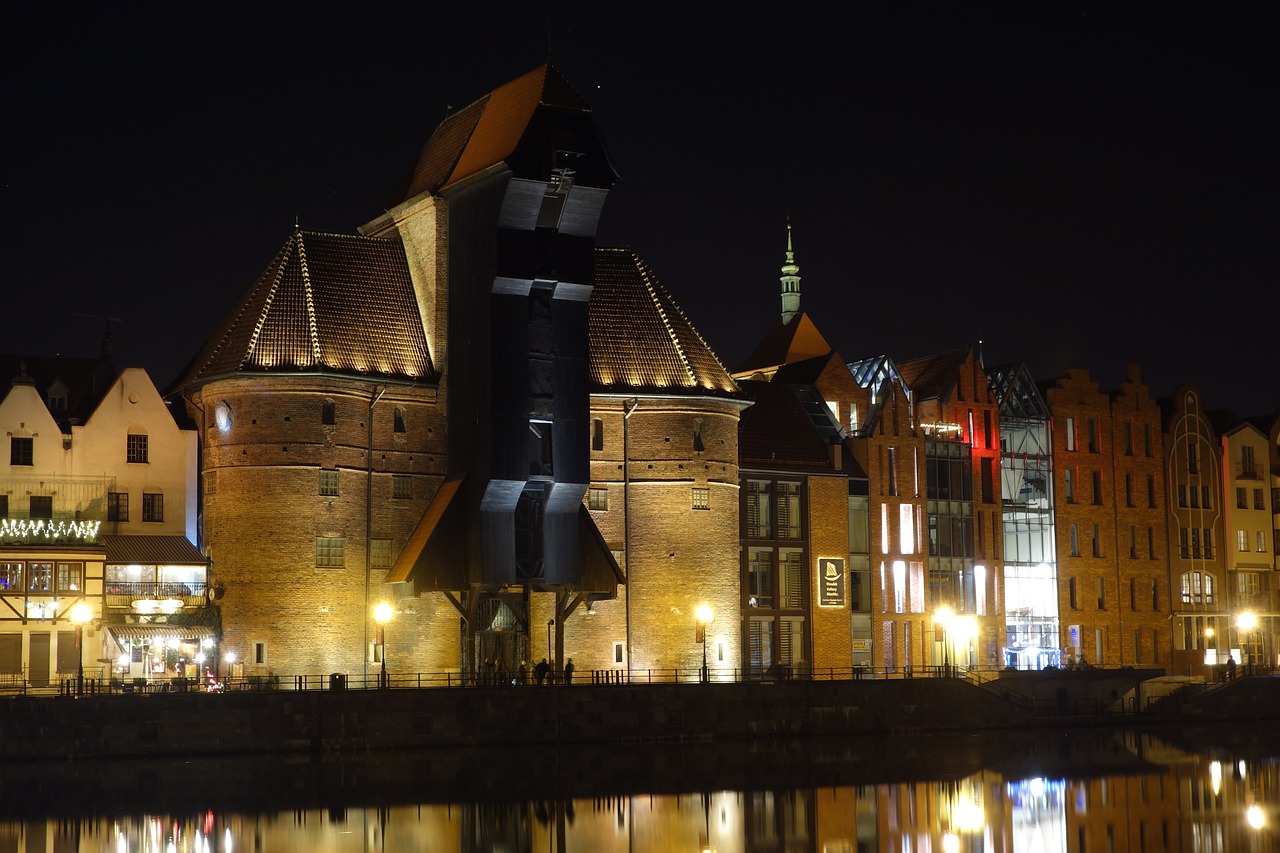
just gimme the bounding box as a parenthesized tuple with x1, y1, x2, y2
(6, 750, 1280, 851)
(877, 771, 1013, 852)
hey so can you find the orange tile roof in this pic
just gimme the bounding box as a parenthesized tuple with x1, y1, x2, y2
(390, 65, 593, 205)
(589, 249, 739, 396)
(732, 312, 834, 377)
(182, 230, 434, 384)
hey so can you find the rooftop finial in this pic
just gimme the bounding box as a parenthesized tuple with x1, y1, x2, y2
(780, 216, 801, 324)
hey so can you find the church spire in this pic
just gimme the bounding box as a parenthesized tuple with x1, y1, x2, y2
(780, 217, 801, 323)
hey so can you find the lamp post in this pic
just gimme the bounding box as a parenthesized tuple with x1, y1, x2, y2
(695, 605, 714, 683)
(935, 605, 954, 677)
(547, 619, 553, 662)
(70, 602, 91, 696)
(375, 602, 392, 688)
(1238, 611, 1258, 675)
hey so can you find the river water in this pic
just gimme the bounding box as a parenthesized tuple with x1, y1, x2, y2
(0, 724, 1275, 851)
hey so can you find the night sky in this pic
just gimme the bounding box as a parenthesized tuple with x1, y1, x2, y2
(5, 4, 1277, 416)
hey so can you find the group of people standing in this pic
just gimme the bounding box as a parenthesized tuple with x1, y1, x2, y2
(480, 656, 574, 686)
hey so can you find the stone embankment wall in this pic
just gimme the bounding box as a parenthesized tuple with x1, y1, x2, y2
(1, 678, 1027, 761)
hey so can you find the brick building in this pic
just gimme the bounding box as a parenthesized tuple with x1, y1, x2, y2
(1044, 365, 1169, 668)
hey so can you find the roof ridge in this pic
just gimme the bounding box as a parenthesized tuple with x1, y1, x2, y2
(634, 255, 697, 387)
(296, 233, 323, 363)
(242, 233, 296, 368)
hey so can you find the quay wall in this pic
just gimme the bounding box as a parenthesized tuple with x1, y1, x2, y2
(0, 678, 1031, 762)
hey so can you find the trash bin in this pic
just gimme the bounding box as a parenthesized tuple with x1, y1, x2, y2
(329, 673, 346, 691)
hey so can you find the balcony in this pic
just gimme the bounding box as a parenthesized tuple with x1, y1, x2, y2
(105, 582, 209, 611)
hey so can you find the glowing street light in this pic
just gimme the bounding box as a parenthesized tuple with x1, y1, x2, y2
(70, 602, 92, 696)
(935, 605, 954, 676)
(1238, 611, 1258, 674)
(695, 605, 714, 683)
(375, 602, 393, 688)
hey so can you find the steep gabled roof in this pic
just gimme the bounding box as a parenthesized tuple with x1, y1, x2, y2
(388, 64, 605, 205)
(0, 353, 117, 430)
(898, 348, 969, 403)
(732, 312, 833, 379)
(180, 230, 433, 385)
(589, 249, 738, 396)
(738, 380, 837, 471)
(987, 362, 1050, 421)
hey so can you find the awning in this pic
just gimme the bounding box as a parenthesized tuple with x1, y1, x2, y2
(107, 624, 217, 650)
(388, 475, 467, 586)
(101, 535, 209, 566)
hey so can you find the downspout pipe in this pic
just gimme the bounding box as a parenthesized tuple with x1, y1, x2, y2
(623, 398, 639, 679)
(365, 385, 387, 682)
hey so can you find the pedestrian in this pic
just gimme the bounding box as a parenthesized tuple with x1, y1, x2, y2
(1228, 654, 1237, 681)
(534, 658, 549, 685)
(518, 660, 528, 685)
(564, 657, 575, 684)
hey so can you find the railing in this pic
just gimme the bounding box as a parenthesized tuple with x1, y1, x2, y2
(104, 582, 209, 608)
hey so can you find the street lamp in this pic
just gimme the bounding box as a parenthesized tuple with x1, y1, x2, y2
(1238, 611, 1258, 675)
(70, 602, 91, 696)
(695, 605, 714, 683)
(374, 602, 393, 688)
(935, 605, 954, 676)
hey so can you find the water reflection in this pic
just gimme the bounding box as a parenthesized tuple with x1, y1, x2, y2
(1, 726, 1278, 851)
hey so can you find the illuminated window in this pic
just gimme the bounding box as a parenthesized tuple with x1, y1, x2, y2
(1064, 417, 1076, 452)
(28, 562, 52, 591)
(127, 434, 149, 464)
(392, 476, 412, 500)
(319, 470, 339, 497)
(142, 493, 164, 523)
(692, 487, 710, 510)
(1238, 529, 1248, 552)
(316, 537, 346, 568)
(107, 492, 129, 522)
(57, 563, 82, 592)
(9, 437, 32, 467)
(588, 488, 608, 511)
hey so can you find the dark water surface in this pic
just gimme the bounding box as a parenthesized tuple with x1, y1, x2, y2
(1, 725, 1277, 851)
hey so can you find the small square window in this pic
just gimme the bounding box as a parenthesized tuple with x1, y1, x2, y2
(316, 537, 346, 568)
(392, 476, 412, 500)
(319, 470, 339, 496)
(588, 487, 608, 511)
(10, 437, 33, 467)
(127, 434, 149, 464)
(142, 493, 164, 523)
(692, 487, 710, 510)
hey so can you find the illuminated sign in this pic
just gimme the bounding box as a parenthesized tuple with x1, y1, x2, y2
(817, 557, 845, 607)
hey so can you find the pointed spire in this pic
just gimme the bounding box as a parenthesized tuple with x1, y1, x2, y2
(780, 216, 801, 324)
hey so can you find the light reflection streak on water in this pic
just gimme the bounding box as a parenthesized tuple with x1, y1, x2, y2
(12, 751, 1280, 850)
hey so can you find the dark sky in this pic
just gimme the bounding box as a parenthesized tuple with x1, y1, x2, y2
(5, 4, 1277, 416)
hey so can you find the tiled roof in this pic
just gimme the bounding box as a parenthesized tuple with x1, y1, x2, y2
(389, 64, 594, 205)
(589, 249, 739, 396)
(180, 230, 433, 384)
(101, 535, 208, 566)
(732, 312, 833, 377)
(898, 348, 967, 402)
(738, 380, 840, 472)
